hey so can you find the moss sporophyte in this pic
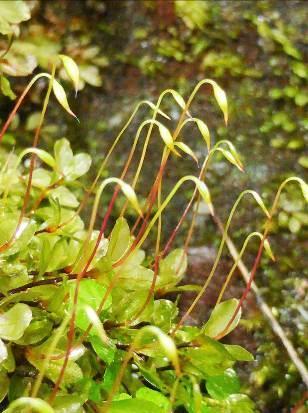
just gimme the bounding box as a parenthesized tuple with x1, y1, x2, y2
(0, 52, 307, 412)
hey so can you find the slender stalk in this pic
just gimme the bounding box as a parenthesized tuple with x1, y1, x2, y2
(213, 215, 308, 387)
(0, 69, 55, 253)
(216, 232, 267, 304)
(216, 177, 307, 339)
(172, 190, 270, 335)
(0, 73, 48, 144)
(31, 313, 70, 398)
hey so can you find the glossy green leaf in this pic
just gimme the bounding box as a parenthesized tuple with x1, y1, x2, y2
(69, 279, 111, 332)
(112, 289, 153, 324)
(206, 368, 241, 400)
(203, 299, 241, 339)
(107, 217, 131, 262)
(182, 336, 234, 377)
(0, 217, 37, 257)
(152, 299, 178, 331)
(3, 397, 54, 413)
(136, 387, 170, 411)
(141, 326, 180, 375)
(54, 138, 91, 181)
(89, 335, 116, 365)
(52, 395, 84, 413)
(224, 345, 254, 362)
(26, 340, 83, 388)
(15, 308, 53, 345)
(49, 186, 79, 208)
(109, 398, 162, 413)
(101, 358, 121, 392)
(157, 248, 187, 289)
(54, 138, 73, 173)
(0, 303, 32, 341)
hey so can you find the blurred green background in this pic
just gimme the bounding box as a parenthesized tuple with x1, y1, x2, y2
(0, 1, 307, 411)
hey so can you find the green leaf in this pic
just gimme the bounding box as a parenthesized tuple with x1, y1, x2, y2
(0, 76, 16, 100)
(107, 217, 131, 262)
(26, 338, 83, 388)
(2, 344, 15, 373)
(223, 345, 254, 362)
(31, 169, 52, 188)
(203, 299, 241, 339)
(114, 249, 154, 291)
(0, 217, 37, 257)
(26, 112, 41, 131)
(49, 186, 79, 208)
(15, 308, 53, 345)
(109, 398, 163, 413)
(157, 122, 180, 156)
(89, 335, 116, 365)
(53, 395, 84, 413)
(182, 336, 234, 377)
(0, 370, 9, 403)
(112, 290, 153, 324)
(206, 369, 241, 400)
(54, 138, 91, 181)
(140, 326, 180, 375)
(136, 387, 170, 411)
(69, 279, 111, 332)
(3, 397, 54, 413)
(101, 358, 121, 392)
(227, 394, 255, 413)
(44, 238, 70, 272)
(72, 153, 92, 179)
(218, 148, 243, 172)
(157, 248, 187, 289)
(151, 299, 178, 331)
(54, 138, 74, 173)
(0, 303, 32, 341)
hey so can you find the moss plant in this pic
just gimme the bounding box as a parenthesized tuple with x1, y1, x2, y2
(0, 57, 307, 413)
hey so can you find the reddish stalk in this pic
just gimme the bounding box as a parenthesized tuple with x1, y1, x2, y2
(214, 228, 268, 340)
(0, 82, 35, 144)
(52, 81, 220, 395)
(0, 68, 55, 253)
(214, 177, 304, 339)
